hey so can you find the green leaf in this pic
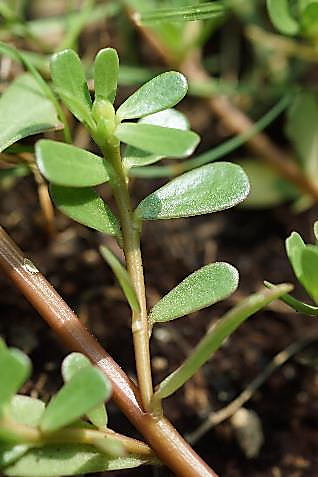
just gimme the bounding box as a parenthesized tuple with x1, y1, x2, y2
(153, 283, 293, 401)
(51, 49, 92, 125)
(0, 444, 30, 469)
(301, 2, 318, 36)
(264, 280, 318, 316)
(136, 162, 250, 220)
(8, 395, 45, 427)
(286, 91, 318, 176)
(61, 353, 108, 429)
(94, 48, 119, 104)
(137, 1, 226, 23)
(116, 71, 188, 120)
(100, 246, 140, 313)
(50, 185, 120, 236)
(40, 367, 111, 432)
(314, 221, 318, 241)
(115, 123, 199, 158)
(0, 74, 60, 153)
(4, 444, 151, 476)
(266, 0, 299, 35)
(36, 140, 111, 187)
(286, 231, 306, 282)
(0, 349, 31, 413)
(123, 109, 191, 169)
(149, 262, 239, 325)
(301, 245, 318, 304)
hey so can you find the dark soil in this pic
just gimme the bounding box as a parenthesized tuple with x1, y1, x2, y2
(1, 173, 318, 477)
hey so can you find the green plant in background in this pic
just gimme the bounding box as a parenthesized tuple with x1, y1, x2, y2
(266, 221, 318, 317)
(267, 0, 318, 38)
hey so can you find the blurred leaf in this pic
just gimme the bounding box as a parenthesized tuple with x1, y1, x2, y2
(116, 71, 187, 120)
(301, 245, 318, 304)
(124, 109, 190, 168)
(0, 444, 30, 469)
(36, 140, 111, 187)
(154, 283, 293, 400)
(8, 395, 45, 427)
(136, 162, 250, 220)
(115, 123, 199, 158)
(235, 159, 298, 208)
(51, 49, 92, 126)
(4, 444, 151, 476)
(314, 221, 318, 241)
(0, 74, 60, 153)
(301, 2, 318, 36)
(286, 91, 318, 177)
(40, 367, 111, 432)
(100, 246, 140, 313)
(266, 0, 299, 35)
(265, 280, 318, 316)
(149, 263, 239, 325)
(61, 353, 108, 429)
(286, 231, 306, 281)
(0, 349, 31, 414)
(137, 1, 226, 23)
(94, 48, 119, 104)
(50, 185, 120, 236)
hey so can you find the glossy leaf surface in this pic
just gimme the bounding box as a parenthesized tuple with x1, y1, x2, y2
(115, 123, 199, 158)
(94, 48, 119, 103)
(0, 74, 59, 153)
(40, 367, 111, 432)
(51, 49, 92, 125)
(62, 353, 108, 429)
(266, 0, 299, 35)
(154, 284, 292, 400)
(36, 140, 110, 187)
(136, 162, 250, 220)
(0, 350, 31, 413)
(4, 445, 150, 476)
(286, 231, 306, 281)
(149, 263, 239, 325)
(301, 245, 318, 304)
(50, 185, 120, 236)
(100, 246, 140, 313)
(116, 71, 187, 120)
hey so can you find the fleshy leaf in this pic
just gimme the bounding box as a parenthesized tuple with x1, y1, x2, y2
(153, 284, 293, 401)
(4, 444, 151, 476)
(0, 349, 31, 414)
(0, 444, 30, 469)
(149, 263, 239, 325)
(265, 280, 318, 316)
(50, 185, 120, 236)
(62, 353, 108, 429)
(94, 48, 119, 104)
(301, 3, 318, 37)
(0, 74, 60, 153)
(123, 109, 190, 169)
(136, 162, 250, 220)
(266, 0, 299, 35)
(115, 123, 199, 158)
(51, 49, 92, 125)
(40, 367, 111, 432)
(301, 245, 318, 304)
(116, 71, 188, 120)
(285, 231, 306, 282)
(8, 395, 45, 427)
(100, 246, 140, 313)
(36, 140, 111, 187)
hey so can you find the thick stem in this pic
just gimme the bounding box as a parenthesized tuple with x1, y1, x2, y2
(0, 225, 218, 477)
(106, 145, 153, 411)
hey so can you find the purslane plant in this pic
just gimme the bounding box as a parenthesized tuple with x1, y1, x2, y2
(0, 46, 293, 476)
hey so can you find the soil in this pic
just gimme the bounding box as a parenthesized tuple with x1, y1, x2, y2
(1, 174, 318, 477)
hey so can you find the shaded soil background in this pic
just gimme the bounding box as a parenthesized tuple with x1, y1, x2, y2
(1, 175, 318, 477)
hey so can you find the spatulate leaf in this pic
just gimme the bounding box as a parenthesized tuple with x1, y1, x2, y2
(36, 140, 110, 187)
(8, 395, 45, 428)
(50, 185, 120, 236)
(149, 262, 239, 325)
(0, 74, 60, 153)
(116, 71, 188, 120)
(94, 48, 119, 103)
(115, 123, 199, 158)
(40, 367, 111, 432)
(286, 231, 305, 281)
(136, 162, 250, 220)
(301, 245, 318, 304)
(0, 349, 31, 414)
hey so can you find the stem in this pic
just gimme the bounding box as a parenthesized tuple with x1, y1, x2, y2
(100, 144, 153, 411)
(0, 225, 218, 477)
